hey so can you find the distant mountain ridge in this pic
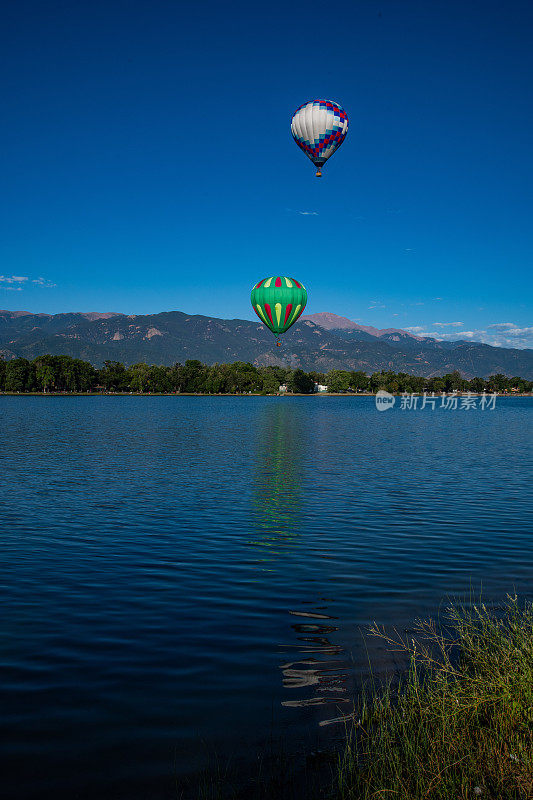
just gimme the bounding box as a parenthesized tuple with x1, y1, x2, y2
(0, 309, 119, 321)
(301, 312, 423, 339)
(1, 308, 532, 379)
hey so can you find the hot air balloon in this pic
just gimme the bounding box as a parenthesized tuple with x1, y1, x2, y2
(291, 100, 348, 177)
(251, 276, 307, 346)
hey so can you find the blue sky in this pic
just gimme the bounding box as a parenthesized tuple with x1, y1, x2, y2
(1, 0, 532, 347)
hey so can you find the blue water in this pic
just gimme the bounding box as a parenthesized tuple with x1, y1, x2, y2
(1, 396, 532, 799)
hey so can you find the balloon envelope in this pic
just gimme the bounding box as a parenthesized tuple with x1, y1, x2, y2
(291, 100, 348, 173)
(251, 277, 307, 336)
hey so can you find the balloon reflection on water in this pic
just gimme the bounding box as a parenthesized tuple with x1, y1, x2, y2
(250, 402, 303, 554)
(251, 402, 353, 725)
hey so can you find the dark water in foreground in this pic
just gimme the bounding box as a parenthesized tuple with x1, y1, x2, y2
(1, 396, 532, 799)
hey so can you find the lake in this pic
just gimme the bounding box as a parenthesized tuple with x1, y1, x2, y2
(1, 395, 532, 799)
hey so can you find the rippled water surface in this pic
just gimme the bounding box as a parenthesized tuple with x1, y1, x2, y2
(1, 396, 532, 799)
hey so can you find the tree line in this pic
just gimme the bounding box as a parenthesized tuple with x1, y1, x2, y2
(0, 355, 531, 394)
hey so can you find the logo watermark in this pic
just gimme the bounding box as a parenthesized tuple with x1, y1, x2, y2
(375, 390, 396, 411)
(376, 390, 498, 412)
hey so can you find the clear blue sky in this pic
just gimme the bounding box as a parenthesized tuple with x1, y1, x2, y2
(1, 0, 532, 347)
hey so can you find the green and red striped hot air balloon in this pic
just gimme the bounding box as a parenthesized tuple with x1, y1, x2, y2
(251, 276, 307, 346)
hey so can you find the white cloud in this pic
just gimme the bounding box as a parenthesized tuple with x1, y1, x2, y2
(0, 274, 56, 290)
(32, 277, 56, 288)
(508, 326, 533, 335)
(435, 331, 477, 339)
(405, 322, 533, 348)
(477, 323, 533, 347)
(0, 275, 28, 284)
(287, 208, 319, 216)
(432, 321, 464, 328)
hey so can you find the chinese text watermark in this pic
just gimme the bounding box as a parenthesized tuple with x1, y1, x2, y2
(376, 390, 498, 412)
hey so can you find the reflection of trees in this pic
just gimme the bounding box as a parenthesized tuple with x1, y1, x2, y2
(250, 403, 304, 555)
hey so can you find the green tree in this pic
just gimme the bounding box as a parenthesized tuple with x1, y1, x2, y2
(308, 370, 326, 385)
(37, 363, 55, 391)
(427, 377, 445, 393)
(326, 369, 352, 393)
(57, 355, 81, 391)
(288, 369, 315, 393)
(75, 359, 98, 391)
(508, 376, 532, 393)
(369, 371, 396, 392)
(147, 365, 172, 392)
(486, 373, 510, 393)
(204, 363, 230, 393)
(99, 361, 128, 391)
(169, 363, 185, 392)
(179, 360, 208, 392)
(129, 363, 151, 392)
(410, 375, 426, 393)
(33, 355, 57, 392)
(3, 354, 530, 398)
(394, 373, 409, 392)
(5, 358, 33, 392)
(227, 362, 262, 393)
(350, 370, 369, 392)
(442, 371, 466, 392)
(469, 377, 486, 393)
(257, 365, 289, 393)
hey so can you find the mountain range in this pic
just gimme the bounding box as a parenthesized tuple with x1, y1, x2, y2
(1, 309, 532, 379)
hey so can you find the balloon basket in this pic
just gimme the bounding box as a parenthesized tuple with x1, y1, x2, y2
(315, 168, 322, 177)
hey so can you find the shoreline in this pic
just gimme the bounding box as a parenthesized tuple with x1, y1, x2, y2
(183, 598, 533, 800)
(1, 391, 532, 398)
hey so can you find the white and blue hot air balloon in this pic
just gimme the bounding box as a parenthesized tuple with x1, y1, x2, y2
(291, 99, 349, 177)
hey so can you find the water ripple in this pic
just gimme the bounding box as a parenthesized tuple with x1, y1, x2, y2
(0, 396, 531, 799)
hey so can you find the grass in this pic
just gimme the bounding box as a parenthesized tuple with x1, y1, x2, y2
(335, 596, 533, 800)
(185, 597, 532, 799)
